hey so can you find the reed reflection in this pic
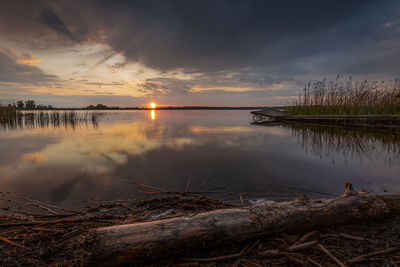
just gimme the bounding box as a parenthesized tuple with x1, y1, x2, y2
(285, 124, 400, 165)
(2, 110, 400, 206)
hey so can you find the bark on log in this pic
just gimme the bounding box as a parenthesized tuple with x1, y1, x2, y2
(88, 187, 400, 265)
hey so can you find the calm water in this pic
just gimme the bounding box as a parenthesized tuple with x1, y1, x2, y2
(1, 110, 399, 207)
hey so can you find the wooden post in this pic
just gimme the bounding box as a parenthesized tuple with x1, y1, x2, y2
(88, 186, 400, 265)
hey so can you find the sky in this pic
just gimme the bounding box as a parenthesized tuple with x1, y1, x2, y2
(0, 0, 400, 107)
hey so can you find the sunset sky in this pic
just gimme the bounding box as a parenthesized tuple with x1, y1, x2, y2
(1, 0, 399, 107)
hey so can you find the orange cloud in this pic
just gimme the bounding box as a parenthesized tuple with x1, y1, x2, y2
(16, 52, 42, 65)
(0, 48, 41, 65)
(21, 152, 47, 164)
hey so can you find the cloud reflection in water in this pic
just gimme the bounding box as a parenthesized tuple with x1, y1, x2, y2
(0, 110, 399, 208)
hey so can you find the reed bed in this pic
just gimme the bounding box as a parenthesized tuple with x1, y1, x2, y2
(0, 106, 100, 130)
(286, 77, 400, 115)
(0, 106, 18, 123)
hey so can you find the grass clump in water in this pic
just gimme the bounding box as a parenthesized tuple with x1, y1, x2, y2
(286, 77, 400, 115)
(0, 105, 17, 121)
(0, 105, 100, 129)
(0, 105, 21, 128)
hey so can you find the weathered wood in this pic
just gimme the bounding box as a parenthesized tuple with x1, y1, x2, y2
(88, 187, 400, 265)
(251, 108, 287, 117)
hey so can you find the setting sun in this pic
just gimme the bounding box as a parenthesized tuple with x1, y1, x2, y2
(149, 102, 157, 109)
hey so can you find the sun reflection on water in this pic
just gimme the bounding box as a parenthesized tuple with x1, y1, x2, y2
(150, 110, 156, 120)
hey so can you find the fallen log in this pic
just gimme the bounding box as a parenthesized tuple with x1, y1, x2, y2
(88, 184, 400, 265)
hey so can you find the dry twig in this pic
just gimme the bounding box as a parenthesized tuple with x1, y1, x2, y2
(317, 243, 346, 267)
(348, 247, 399, 263)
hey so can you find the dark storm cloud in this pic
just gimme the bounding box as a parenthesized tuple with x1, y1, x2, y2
(1, 0, 399, 74)
(1, 0, 400, 105)
(348, 51, 400, 75)
(138, 78, 191, 95)
(85, 0, 398, 72)
(138, 71, 299, 96)
(0, 49, 57, 85)
(40, 7, 77, 41)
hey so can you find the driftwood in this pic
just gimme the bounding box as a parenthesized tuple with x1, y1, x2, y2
(88, 184, 400, 265)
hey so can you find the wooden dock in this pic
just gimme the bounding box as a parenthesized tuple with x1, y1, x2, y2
(251, 108, 400, 131)
(251, 108, 288, 123)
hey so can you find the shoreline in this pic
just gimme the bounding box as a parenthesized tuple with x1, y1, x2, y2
(1, 188, 400, 266)
(252, 109, 400, 133)
(11, 107, 269, 111)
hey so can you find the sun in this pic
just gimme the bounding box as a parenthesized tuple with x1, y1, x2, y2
(149, 102, 157, 109)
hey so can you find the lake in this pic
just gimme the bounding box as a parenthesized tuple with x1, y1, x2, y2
(1, 110, 399, 208)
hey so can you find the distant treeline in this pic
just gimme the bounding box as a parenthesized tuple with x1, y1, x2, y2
(4, 101, 269, 110)
(85, 104, 269, 110)
(6, 100, 54, 110)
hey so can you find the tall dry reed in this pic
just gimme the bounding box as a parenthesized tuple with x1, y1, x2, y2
(0, 108, 100, 130)
(287, 77, 400, 115)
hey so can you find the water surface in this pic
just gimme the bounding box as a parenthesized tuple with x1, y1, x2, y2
(1, 110, 399, 208)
